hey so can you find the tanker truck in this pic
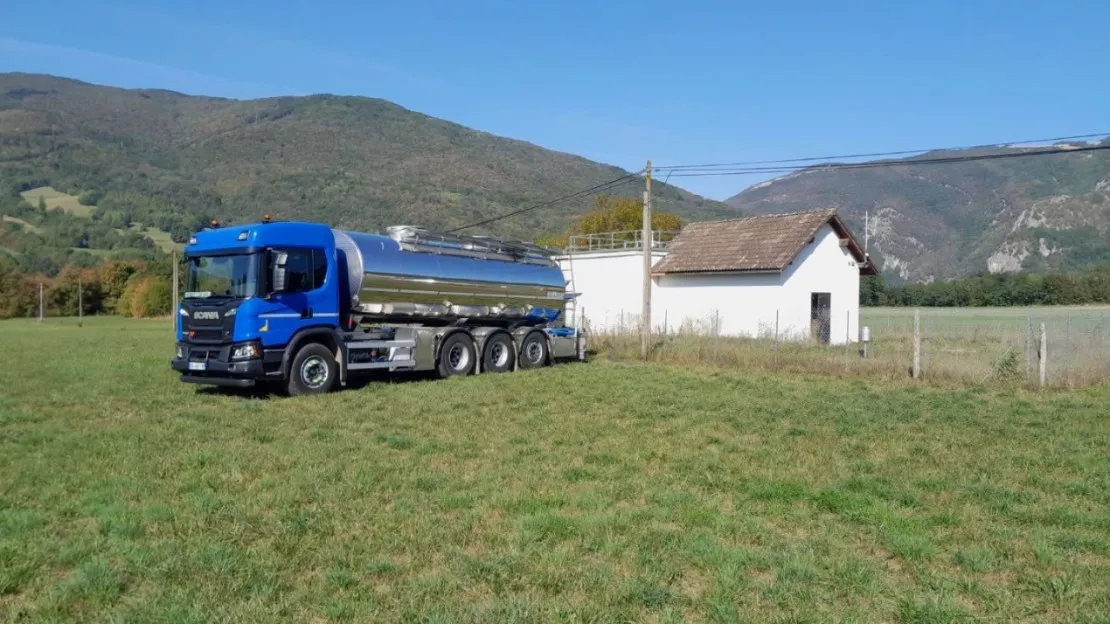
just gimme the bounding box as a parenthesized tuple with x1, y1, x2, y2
(170, 219, 584, 395)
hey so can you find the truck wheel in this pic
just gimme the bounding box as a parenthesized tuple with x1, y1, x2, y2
(482, 333, 515, 373)
(518, 332, 548, 369)
(437, 333, 476, 378)
(287, 343, 337, 396)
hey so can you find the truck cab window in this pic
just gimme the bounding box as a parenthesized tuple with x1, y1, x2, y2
(283, 250, 314, 292)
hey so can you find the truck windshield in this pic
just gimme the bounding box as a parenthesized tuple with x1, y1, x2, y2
(185, 254, 259, 299)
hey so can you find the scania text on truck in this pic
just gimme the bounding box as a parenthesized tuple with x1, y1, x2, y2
(170, 220, 584, 395)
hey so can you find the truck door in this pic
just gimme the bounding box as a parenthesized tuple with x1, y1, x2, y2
(256, 248, 338, 345)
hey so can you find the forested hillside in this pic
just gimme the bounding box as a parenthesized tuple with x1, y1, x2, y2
(0, 73, 730, 246)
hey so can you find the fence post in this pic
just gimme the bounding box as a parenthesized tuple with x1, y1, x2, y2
(1025, 314, 1032, 383)
(1039, 322, 1047, 388)
(913, 308, 921, 379)
(844, 310, 850, 369)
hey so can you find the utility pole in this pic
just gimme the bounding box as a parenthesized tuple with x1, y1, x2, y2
(39, 282, 44, 322)
(864, 210, 869, 256)
(641, 160, 652, 359)
(78, 276, 83, 327)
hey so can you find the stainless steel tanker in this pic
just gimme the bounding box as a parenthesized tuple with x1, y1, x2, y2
(332, 225, 568, 326)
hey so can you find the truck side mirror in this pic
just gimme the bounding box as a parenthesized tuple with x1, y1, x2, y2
(270, 251, 288, 296)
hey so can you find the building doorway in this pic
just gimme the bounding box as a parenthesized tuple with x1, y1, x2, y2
(810, 292, 831, 345)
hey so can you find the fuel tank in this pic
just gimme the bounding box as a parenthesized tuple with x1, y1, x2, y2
(332, 226, 567, 325)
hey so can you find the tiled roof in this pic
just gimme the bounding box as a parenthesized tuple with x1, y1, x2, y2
(652, 209, 874, 275)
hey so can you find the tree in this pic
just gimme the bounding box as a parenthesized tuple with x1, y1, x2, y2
(78, 190, 102, 206)
(0, 257, 38, 319)
(37, 195, 47, 212)
(859, 274, 887, 306)
(537, 195, 683, 249)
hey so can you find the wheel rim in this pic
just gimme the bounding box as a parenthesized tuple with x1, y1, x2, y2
(490, 342, 509, 368)
(448, 343, 470, 371)
(300, 355, 329, 389)
(525, 340, 544, 364)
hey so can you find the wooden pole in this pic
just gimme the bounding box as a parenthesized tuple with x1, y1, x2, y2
(39, 282, 44, 322)
(913, 308, 921, 379)
(641, 160, 652, 359)
(1039, 322, 1047, 388)
(77, 276, 82, 327)
(1025, 314, 1032, 383)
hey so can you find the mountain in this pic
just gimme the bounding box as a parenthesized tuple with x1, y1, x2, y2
(727, 142, 1110, 282)
(0, 73, 732, 243)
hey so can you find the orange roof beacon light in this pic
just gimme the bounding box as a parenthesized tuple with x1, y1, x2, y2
(210, 219, 221, 228)
(262, 214, 273, 223)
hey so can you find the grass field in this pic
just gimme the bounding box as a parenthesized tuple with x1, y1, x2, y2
(1, 215, 43, 234)
(862, 306, 1110, 332)
(2, 318, 1110, 622)
(20, 187, 94, 218)
(14, 187, 181, 254)
(129, 223, 181, 253)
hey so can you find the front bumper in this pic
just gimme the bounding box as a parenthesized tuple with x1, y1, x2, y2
(171, 341, 285, 386)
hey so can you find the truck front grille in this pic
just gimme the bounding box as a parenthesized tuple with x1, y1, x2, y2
(189, 349, 221, 361)
(188, 329, 227, 342)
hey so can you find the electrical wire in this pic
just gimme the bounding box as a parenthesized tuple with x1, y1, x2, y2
(446, 132, 1110, 232)
(651, 132, 1110, 170)
(447, 171, 643, 233)
(656, 144, 1110, 178)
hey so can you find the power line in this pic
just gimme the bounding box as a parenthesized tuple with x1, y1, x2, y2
(447, 171, 643, 233)
(446, 132, 1110, 232)
(652, 132, 1110, 171)
(656, 144, 1110, 178)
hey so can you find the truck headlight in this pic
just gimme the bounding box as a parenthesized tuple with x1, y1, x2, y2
(175, 345, 184, 359)
(230, 342, 261, 360)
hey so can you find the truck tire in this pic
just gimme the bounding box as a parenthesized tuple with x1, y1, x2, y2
(287, 342, 338, 396)
(437, 333, 476, 378)
(482, 332, 516, 373)
(518, 332, 548, 370)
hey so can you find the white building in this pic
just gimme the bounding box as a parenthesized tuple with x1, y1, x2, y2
(559, 209, 875, 345)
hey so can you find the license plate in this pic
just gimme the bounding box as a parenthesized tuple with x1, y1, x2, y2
(188, 362, 207, 371)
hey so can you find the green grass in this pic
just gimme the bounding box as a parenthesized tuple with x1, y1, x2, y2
(20, 186, 93, 218)
(1, 214, 43, 234)
(862, 306, 1110, 387)
(13, 187, 180, 253)
(128, 223, 181, 253)
(863, 305, 1110, 332)
(2, 317, 1110, 621)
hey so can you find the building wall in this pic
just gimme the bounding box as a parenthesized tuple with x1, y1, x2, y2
(780, 223, 861, 345)
(559, 250, 666, 333)
(558, 224, 861, 344)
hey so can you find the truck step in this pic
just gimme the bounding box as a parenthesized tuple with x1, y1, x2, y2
(346, 339, 416, 349)
(346, 359, 416, 371)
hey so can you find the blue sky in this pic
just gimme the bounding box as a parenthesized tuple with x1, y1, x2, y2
(2, 0, 1107, 200)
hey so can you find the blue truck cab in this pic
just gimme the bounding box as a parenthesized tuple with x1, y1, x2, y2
(171, 220, 344, 389)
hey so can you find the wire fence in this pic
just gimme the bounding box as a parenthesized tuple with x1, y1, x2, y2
(583, 306, 1110, 388)
(865, 307, 1110, 387)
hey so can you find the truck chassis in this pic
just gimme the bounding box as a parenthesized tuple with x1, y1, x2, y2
(176, 324, 585, 395)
